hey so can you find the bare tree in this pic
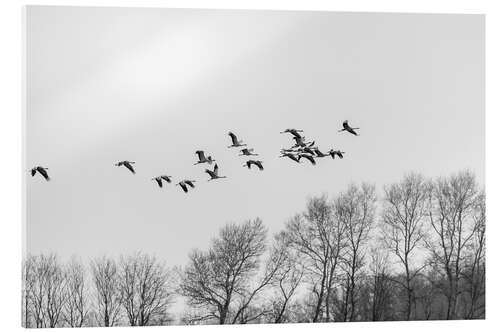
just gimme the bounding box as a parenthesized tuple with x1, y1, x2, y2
(44, 256, 67, 327)
(63, 257, 88, 327)
(19, 169, 486, 325)
(462, 190, 485, 318)
(25, 254, 67, 328)
(22, 256, 36, 328)
(284, 195, 346, 322)
(367, 248, 396, 321)
(266, 231, 305, 323)
(426, 170, 480, 319)
(90, 256, 122, 327)
(180, 219, 275, 324)
(26, 255, 45, 328)
(334, 183, 376, 321)
(381, 173, 429, 320)
(118, 252, 174, 326)
(413, 266, 440, 320)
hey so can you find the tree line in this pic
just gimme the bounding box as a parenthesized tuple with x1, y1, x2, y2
(22, 170, 485, 327)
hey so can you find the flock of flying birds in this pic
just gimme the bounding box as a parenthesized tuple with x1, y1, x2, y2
(30, 120, 360, 193)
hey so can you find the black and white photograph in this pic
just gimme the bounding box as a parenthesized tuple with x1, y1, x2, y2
(21, 5, 484, 328)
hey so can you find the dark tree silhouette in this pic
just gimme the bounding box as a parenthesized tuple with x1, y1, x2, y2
(21, 169, 486, 326)
(266, 231, 305, 323)
(426, 171, 481, 319)
(90, 256, 122, 327)
(180, 219, 276, 324)
(63, 257, 88, 327)
(462, 190, 485, 318)
(24, 254, 67, 328)
(381, 173, 430, 320)
(335, 183, 376, 321)
(367, 249, 396, 321)
(284, 195, 346, 322)
(118, 252, 174, 326)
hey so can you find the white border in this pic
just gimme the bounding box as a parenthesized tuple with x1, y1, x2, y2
(1, 1, 497, 332)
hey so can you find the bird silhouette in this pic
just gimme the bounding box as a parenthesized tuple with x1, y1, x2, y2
(176, 181, 189, 193)
(301, 146, 316, 155)
(176, 180, 196, 193)
(194, 150, 215, 165)
(239, 148, 258, 156)
(161, 175, 172, 183)
(244, 160, 264, 171)
(228, 132, 247, 148)
(280, 153, 301, 163)
(184, 180, 196, 188)
(298, 153, 316, 165)
(152, 175, 172, 188)
(313, 148, 329, 158)
(280, 128, 304, 139)
(115, 161, 136, 174)
(329, 150, 345, 159)
(205, 164, 227, 181)
(339, 120, 360, 136)
(152, 177, 164, 188)
(292, 136, 314, 148)
(31, 166, 50, 181)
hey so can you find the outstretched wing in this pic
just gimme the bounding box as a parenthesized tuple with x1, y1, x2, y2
(37, 167, 50, 181)
(241, 148, 249, 155)
(254, 161, 264, 170)
(300, 154, 316, 165)
(180, 183, 188, 193)
(205, 169, 216, 178)
(161, 175, 172, 183)
(124, 162, 135, 174)
(303, 148, 315, 155)
(285, 154, 300, 163)
(343, 120, 349, 129)
(185, 180, 196, 188)
(228, 132, 238, 145)
(290, 129, 302, 139)
(31, 169, 36, 177)
(196, 150, 206, 161)
(347, 128, 358, 136)
(214, 164, 219, 176)
(154, 178, 163, 188)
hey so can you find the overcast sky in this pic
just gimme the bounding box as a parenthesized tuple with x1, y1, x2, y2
(25, 6, 484, 266)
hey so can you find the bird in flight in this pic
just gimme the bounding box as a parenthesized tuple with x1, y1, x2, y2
(280, 153, 301, 163)
(152, 175, 172, 188)
(31, 166, 50, 181)
(176, 180, 196, 193)
(115, 161, 136, 174)
(184, 180, 196, 188)
(194, 150, 215, 165)
(280, 128, 304, 139)
(339, 120, 360, 136)
(298, 154, 316, 165)
(206, 164, 227, 181)
(239, 148, 258, 156)
(313, 148, 329, 158)
(176, 181, 189, 193)
(244, 160, 264, 171)
(292, 136, 314, 148)
(300, 146, 316, 155)
(329, 150, 345, 159)
(228, 132, 246, 148)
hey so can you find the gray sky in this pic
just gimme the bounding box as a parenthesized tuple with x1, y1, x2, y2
(25, 6, 484, 266)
